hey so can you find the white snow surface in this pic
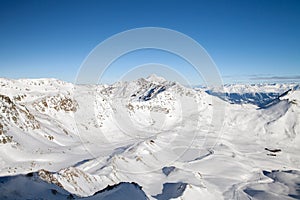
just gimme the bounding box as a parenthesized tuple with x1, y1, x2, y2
(0, 77, 299, 199)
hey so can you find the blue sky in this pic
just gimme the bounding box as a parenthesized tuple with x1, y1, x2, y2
(0, 0, 299, 85)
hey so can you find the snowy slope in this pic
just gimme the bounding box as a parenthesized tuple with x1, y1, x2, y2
(0, 77, 300, 200)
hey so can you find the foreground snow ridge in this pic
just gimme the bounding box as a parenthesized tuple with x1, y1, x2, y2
(0, 76, 299, 200)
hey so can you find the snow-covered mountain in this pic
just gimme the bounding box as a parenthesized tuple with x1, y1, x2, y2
(0, 76, 299, 200)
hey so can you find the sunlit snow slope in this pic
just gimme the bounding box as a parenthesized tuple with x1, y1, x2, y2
(0, 76, 299, 200)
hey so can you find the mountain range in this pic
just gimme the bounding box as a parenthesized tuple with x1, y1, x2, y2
(0, 75, 299, 200)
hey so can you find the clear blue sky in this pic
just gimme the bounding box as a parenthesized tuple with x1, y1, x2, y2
(0, 0, 299, 84)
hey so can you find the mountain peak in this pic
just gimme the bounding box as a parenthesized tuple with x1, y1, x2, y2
(145, 74, 167, 83)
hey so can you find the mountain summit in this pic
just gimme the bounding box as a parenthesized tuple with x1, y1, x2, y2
(145, 74, 167, 83)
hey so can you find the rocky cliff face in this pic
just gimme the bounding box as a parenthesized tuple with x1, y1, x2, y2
(0, 94, 40, 144)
